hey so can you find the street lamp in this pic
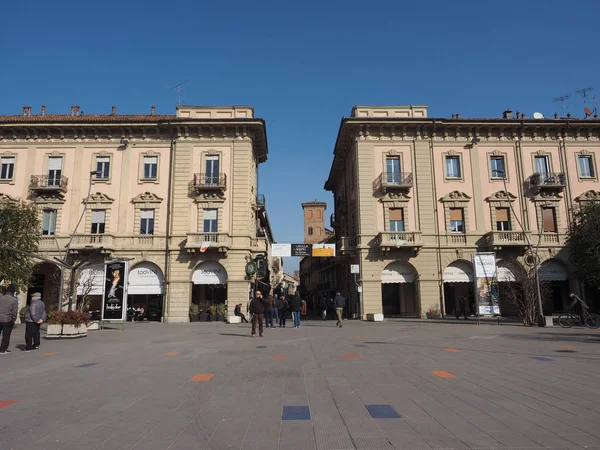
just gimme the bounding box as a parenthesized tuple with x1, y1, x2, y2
(492, 169, 545, 327)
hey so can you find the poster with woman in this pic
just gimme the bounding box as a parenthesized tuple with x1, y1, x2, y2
(102, 260, 128, 321)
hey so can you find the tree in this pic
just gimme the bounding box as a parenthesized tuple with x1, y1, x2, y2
(0, 200, 40, 291)
(567, 201, 600, 288)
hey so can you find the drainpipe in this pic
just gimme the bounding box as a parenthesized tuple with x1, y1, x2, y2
(163, 123, 175, 322)
(430, 121, 445, 318)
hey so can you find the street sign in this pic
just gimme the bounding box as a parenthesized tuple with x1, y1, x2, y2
(351, 264, 360, 274)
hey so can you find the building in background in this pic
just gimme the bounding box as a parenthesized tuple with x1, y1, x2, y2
(0, 104, 273, 322)
(325, 105, 600, 320)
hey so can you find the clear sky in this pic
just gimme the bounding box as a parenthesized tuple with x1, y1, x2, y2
(1, 0, 599, 272)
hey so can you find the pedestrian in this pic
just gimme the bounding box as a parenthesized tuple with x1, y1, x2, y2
(456, 295, 468, 320)
(249, 291, 265, 337)
(320, 295, 327, 320)
(334, 291, 345, 328)
(0, 284, 19, 355)
(279, 295, 289, 327)
(234, 303, 248, 323)
(24, 292, 46, 352)
(273, 295, 281, 326)
(264, 294, 276, 329)
(291, 292, 302, 328)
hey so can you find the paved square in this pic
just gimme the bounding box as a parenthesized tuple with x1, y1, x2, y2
(1, 320, 600, 449)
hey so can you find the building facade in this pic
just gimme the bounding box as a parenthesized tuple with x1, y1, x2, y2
(325, 105, 600, 320)
(0, 105, 272, 322)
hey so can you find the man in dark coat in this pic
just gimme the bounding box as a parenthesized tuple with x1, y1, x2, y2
(290, 293, 302, 328)
(334, 292, 346, 328)
(25, 292, 46, 351)
(249, 291, 266, 337)
(0, 284, 19, 354)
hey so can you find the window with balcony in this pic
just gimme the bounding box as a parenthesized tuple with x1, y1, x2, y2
(203, 209, 218, 233)
(41, 209, 57, 235)
(495, 207, 511, 231)
(205, 155, 220, 185)
(449, 208, 465, 233)
(143, 156, 158, 180)
(534, 155, 550, 175)
(445, 156, 461, 179)
(389, 208, 405, 232)
(542, 207, 557, 232)
(578, 155, 595, 178)
(47, 156, 63, 186)
(0, 156, 15, 180)
(490, 156, 506, 179)
(386, 156, 401, 184)
(91, 210, 106, 234)
(140, 209, 155, 235)
(95, 156, 110, 180)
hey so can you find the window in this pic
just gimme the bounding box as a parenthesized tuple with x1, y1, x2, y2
(143, 156, 158, 180)
(0, 156, 15, 180)
(91, 210, 106, 234)
(534, 155, 549, 174)
(578, 155, 594, 178)
(495, 207, 511, 231)
(205, 155, 220, 185)
(203, 209, 218, 233)
(95, 156, 110, 179)
(308, 226, 313, 236)
(315, 209, 322, 218)
(542, 207, 557, 232)
(445, 156, 461, 179)
(140, 209, 155, 235)
(386, 156, 401, 184)
(389, 208, 405, 232)
(316, 227, 322, 236)
(306, 210, 313, 219)
(47, 156, 63, 186)
(490, 156, 506, 179)
(449, 208, 465, 233)
(41, 209, 57, 235)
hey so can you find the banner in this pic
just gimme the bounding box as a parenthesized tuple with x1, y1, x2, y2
(312, 243, 336, 257)
(291, 244, 311, 257)
(102, 260, 128, 321)
(473, 253, 500, 315)
(272, 243, 292, 257)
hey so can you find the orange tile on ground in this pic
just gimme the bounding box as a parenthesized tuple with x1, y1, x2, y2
(42, 352, 58, 356)
(344, 354, 358, 359)
(164, 352, 180, 356)
(351, 336, 367, 339)
(274, 355, 288, 360)
(445, 348, 461, 353)
(189, 374, 214, 382)
(0, 401, 18, 409)
(560, 345, 576, 349)
(431, 371, 456, 378)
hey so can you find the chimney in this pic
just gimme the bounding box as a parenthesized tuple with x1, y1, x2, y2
(451, 113, 456, 119)
(71, 105, 75, 116)
(41, 105, 46, 116)
(151, 105, 155, 116)
(28, 106, 32, 116)
(554, 113, 559, 119)
(455, 113, 460, 119)
(75, 105, 80, 116)
(502, 109, 513, 119)
(521, 113, 526, 119)
(516, 111, 521, 119)
(22, 106, 27, 116)
(567, 112, 572, 118)
(111, 105, 116, 115)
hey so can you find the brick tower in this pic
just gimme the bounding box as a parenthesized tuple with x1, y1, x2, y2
(302, 201, 327, 244)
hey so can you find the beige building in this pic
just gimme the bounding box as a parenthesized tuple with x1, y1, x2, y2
(0, 104, 272, 322)
(325, 105, 600, 320)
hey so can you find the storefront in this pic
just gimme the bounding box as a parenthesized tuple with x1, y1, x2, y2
(128, 262, 165, 322)
(191, 261, 228, 310)
(381, 261, 418, 317)
(77, 263, 105, 315)
(539, 259, 569, 314)
(497, 261, 519, 316)
(443, 261, 474, 317)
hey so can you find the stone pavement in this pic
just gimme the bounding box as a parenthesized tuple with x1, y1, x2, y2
(1, 319, 600, 450)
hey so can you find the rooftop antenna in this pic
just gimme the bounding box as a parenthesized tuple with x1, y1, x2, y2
(553, 94, 571, 117)
(172, 80, 188, 106)
(576, 87, 595, 117)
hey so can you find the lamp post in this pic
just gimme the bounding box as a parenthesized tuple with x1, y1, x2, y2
(492, 169, 545, 326)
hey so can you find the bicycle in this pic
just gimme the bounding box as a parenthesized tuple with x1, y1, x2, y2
(558, 294, 600, 329)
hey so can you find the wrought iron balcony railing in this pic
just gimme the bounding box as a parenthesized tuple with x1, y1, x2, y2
(29, 175, 68, 192)
(256, 194, 266, 209)
(530, 172, 566, 188)
(189, 173, 227, 193)
(373, 172, 413, 193)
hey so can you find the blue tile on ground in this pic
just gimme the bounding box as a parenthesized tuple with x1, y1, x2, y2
(282, 405, 311, 420)
(366, 404, 401, 419)
(355, 344, 366, 347)
(256, 345, 267, 348)
(76, 363, 98, 368)
(531, 356, 553, 361)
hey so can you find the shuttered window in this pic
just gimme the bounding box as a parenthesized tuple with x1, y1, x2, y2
(449, 208, 465, 233)
(542, 207, 557, 232)
(389, 208, 404, 232)
(91, 210, 106, 234)
(495, 207, 511, 231)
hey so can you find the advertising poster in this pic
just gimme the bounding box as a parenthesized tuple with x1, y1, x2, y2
(102, 260, 128, 321)
(272, 243, 292, 257)
(312, 243, 336, 257)
(291, 244, 312, 257)
(473, 253, 500, 315)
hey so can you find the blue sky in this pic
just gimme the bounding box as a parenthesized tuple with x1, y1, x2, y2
(2, 0, 599, 272)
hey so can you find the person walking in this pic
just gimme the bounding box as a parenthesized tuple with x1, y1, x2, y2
(279, 295, 289, 327)
(234, 303, 248, 323)
(24, 292, 46, 352)
(273, 295, 281, 326)
(291, 292, 302, 328)
(0, 284, 19, 354)
(250, 291, 265, 337)
(333, 292, 346, 328)
(264, 294, 276, 329)
(456, 295, 468, 320)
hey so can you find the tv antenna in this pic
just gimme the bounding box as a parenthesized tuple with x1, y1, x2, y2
(172, 80, 188, 106)
(553, 94, 571, 117)
(576, 87, 595, 117)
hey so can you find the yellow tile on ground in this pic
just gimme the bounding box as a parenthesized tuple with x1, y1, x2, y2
(444, 348, 461, 353)
(42, 352, 58, 356)
(164, 352, 180, 356)
(431, 371, 456, 378)
(190, 374, 214, 382)
(351, 336, 367, 339)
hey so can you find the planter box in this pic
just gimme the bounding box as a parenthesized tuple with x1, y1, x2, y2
(87, 321, 100, 331)
(62, 324, 78, 337)
(228, 315, 241, 324)
(367, 313, 384, 322)
(77, 324, 88, 335)
(189, 315, 199, 323)
(46, 324, 62, 338)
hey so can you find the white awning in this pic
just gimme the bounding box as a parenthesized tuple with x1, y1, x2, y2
(382, 262, 416, 284)
(443, 263, 473, 283)
(497, 265, 516, 282)
(129, 262, 164, 295)
(77, 264, 105, 295)
(539, 260, 568, 281)
(192, 261, 228, 285)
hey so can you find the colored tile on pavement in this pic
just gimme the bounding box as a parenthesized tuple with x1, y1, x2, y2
(445, 348, 461, 353)
(164, 351, 180, 356)
(0, 401, 18, 409)
(76, 363, 97, 368)
(365, 404, 401, 419)
(190, 374, 214, 382)
(531, 356, 553, 361)
(274, 355, 288, 360)
(431, 371, 456, 378)
(560, 345, 576, 349)
(256, 345, 267, 349)
(344, 354, 358, 359)
(282, 405, 311, 420)
(42, 352, 58, 356)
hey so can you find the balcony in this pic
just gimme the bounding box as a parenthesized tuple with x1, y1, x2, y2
(38, 236, 69, 251)
(337, 236, 357, 256)
(374, 172, 413, 194)
(185, 232, 231, 254)
(188, 173, 227, 196)
(256, 194, 266, 210)
(485, 231, 529, 249)
(69, 234, 114, 254)
(377, 231, 422, 254)
(530, 172, 566, 191)
(29, 175, 68, 193)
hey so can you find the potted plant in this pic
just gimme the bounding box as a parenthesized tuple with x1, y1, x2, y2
(19, 306, 27, 324)
(216, 303, 226, 322)
(207, 305, 217, 322)
(62, 311, 82, 337)
(46, 311, 63, 338)
(189, 304, 199, 322)
(76, 311, 89, 336)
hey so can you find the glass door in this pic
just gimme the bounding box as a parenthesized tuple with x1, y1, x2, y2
(47, 157, 63, 186)
(386, 157, 400, 184)
(205, 155, 219, 185)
